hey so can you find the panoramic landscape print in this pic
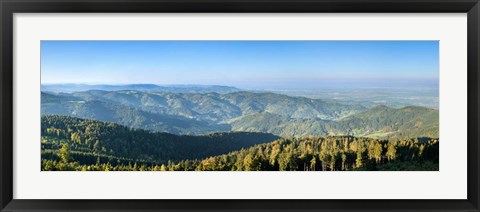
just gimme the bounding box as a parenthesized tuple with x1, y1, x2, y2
(41, 41, 439, 171)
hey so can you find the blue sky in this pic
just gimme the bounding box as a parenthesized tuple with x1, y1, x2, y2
(41, 41, 439, 89)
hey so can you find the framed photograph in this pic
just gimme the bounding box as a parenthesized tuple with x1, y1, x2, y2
(1, 0, 479, 211)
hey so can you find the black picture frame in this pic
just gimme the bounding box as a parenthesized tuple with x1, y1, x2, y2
(1, 0, 479, 211)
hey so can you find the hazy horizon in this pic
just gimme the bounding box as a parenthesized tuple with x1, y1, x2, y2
(41, 78, 439, 91)
(41, 41, 439, 90)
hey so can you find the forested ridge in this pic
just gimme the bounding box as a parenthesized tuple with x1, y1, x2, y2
(41, 115, 438, 171)
(41, 115, 279, 170)
(169, 136, 439, 171)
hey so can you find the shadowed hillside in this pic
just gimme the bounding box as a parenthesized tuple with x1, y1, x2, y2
(41, 115, 280, 170)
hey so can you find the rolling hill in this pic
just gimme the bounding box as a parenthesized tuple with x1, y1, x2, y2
(41, 89, 438, 139)
(42, 93, 229, 135)
(230, 106, 438, 138)
(43, 89, 366, 119)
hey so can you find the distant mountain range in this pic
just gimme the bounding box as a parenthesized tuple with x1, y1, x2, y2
(41, 83, 241, 94)
(41, 88, 439, 139)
